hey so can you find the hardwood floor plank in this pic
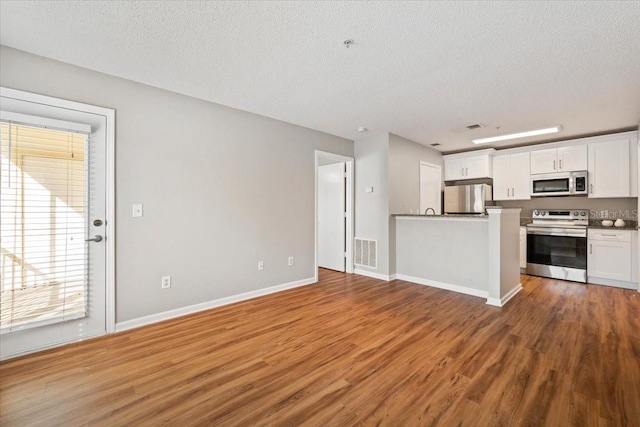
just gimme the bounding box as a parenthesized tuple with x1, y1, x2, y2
(1, 270, 639, 425)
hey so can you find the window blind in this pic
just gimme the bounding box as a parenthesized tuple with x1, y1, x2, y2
(0, 121, 89, 333)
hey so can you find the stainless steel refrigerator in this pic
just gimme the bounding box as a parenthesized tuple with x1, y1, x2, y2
(444, 184, 493, 214)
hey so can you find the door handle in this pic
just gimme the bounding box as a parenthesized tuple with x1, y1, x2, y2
(553, 160, 556, 170)
(465, 168, 469, 176)
(590, 184, 593, 194)
(589, 243, 592, 254)
(559, 159, 562, 170)
(85, 235, 103, 243)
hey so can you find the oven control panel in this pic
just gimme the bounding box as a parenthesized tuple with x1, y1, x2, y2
(531, 209, 589, 225)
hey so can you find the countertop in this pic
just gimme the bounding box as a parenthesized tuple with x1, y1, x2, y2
(393, 213, 488, 218)
(520, 217, 637, 230)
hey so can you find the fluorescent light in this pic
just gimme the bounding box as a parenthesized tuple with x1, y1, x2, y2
(472, 126, 561, 144)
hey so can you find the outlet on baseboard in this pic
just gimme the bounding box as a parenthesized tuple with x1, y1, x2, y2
(288, 256, 294, 266)
(258, 261, 264, 271)
(161, 275, 171, 289)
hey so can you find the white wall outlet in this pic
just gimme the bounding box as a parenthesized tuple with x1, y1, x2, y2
(132, 204, 143, 217)
(258, 261, 264, 271)
(161, 275, 171, 289)
(288, 256, 294, 266)
(365, 186, 374, 193)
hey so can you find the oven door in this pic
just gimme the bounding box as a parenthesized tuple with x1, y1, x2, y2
(531, 173, 572, 196)
(526, 226, 587, 282)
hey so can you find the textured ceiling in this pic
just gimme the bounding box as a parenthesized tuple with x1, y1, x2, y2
(1, 1, 639, 152)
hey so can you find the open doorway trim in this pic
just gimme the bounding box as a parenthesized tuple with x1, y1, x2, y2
(0, 86, 116, 334)
(315, 150, 354, 281)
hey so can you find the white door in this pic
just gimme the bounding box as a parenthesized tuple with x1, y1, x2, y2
(0, 96, 109, 359)
(318, 163, 345, 272)
(530, 148, 557, 174)
(510, 152, 531, 200)
(420, 162, 442, 214)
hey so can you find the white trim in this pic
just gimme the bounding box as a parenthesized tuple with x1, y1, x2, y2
(486, 284, 523, 307)
(587, 277, 637, 290)
(115, 277, 316, 333)
(354, 268, 394, 281)
(314, 150, 354, 279)
(395, 273, 489, 299)
(1, 331, 105, 361)
(0, 87, 116, 335)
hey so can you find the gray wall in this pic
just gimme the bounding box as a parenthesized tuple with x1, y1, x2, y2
(354, 133, 389, 276)
(0, 46, 353, 323)
(388, 133, 443, 215)
(388, 133, 443, 274)
(354, 132, 443, 277)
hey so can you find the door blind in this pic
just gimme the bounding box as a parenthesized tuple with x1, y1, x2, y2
(0, 121, 89, 333)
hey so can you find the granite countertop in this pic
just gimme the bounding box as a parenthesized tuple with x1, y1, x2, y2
(520, 217, 637, 230)
(588, 222, 637, 231)
(392, 213, 488, 218)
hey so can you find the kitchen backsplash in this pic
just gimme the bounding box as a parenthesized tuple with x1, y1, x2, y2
(499, 197, 637, 220)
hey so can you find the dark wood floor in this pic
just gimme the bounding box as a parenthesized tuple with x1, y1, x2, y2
(1, 270, 639, 426)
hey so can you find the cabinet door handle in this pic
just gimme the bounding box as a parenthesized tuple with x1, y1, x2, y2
(589, 244, 592, 254)
(465, 167, 469, 176)
(559, 159, 562, 169)
(461, 167, 464, 176)
(512, 187, 515, 197)
(590, 184, 593, 194)
(553, 160, 556, 170)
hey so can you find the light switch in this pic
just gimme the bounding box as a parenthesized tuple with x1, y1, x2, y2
(132, 204, 143, 217)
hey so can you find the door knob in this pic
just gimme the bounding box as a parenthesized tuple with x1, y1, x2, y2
(85, 235, 103, 243)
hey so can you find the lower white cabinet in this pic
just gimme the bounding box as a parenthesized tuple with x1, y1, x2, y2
(519, 227, 527, 269)
(588, 229, 631, 282)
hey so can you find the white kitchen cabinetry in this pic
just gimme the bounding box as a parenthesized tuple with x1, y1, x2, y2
(588, 229, 633, 286)
(519, 227, 527, 269)
(443, 149, 495, 181)
(530, 145, 587, 174)
(493, 152, 531, 200)
(588, 139, 631, 198)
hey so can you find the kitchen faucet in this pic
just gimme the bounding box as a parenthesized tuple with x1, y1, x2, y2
(424, 208, 435, 215)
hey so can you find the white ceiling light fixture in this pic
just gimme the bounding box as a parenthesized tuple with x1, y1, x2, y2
(472, 126, 562, 144)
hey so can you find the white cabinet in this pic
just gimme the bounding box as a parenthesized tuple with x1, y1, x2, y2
(588, 229, 631, 282)
(530, 145, 587, 174)
(588, 139, 631, 198)
(443, 150, 495, 181)
(519, 227, 527, 269)
(493, 152, 531, 200)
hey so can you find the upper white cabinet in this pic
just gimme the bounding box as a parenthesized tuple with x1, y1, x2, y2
(493, 152, 531, 200)
(530, 145, 587, 174)
(443, 149, 495, 181)
(588, 138, 630, 198)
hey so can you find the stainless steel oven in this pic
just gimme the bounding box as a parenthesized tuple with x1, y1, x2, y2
(526, 209, 588, 282)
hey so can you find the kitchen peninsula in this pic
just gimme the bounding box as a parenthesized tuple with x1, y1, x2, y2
(394, 207, 521, 306)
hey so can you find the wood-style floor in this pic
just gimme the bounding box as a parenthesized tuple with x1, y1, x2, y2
(1, 270, 639, 426)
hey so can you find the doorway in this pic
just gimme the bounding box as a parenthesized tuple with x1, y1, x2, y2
(419, 161, 442, 214)
(315, 151, 354, 280)
(0, 87, 114, 360)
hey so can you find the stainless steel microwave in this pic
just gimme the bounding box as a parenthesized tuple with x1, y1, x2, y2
(530, 171, 588, 197)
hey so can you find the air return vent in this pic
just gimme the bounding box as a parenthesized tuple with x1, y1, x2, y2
(354, 238, 377, 269)
(466, 123, 484, 130)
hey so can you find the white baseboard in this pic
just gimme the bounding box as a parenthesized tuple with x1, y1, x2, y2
(115, 277, 316, 333)
(486, 283, 523, 307)
(587, 276, 638, 290)
(395, 274, 488, 299)
(354, 268, 394, 281)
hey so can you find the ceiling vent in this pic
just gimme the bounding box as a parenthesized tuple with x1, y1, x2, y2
(452, 123, 485, 133)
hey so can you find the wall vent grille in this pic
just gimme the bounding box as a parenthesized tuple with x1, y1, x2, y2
(354, 238, 377, 269)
